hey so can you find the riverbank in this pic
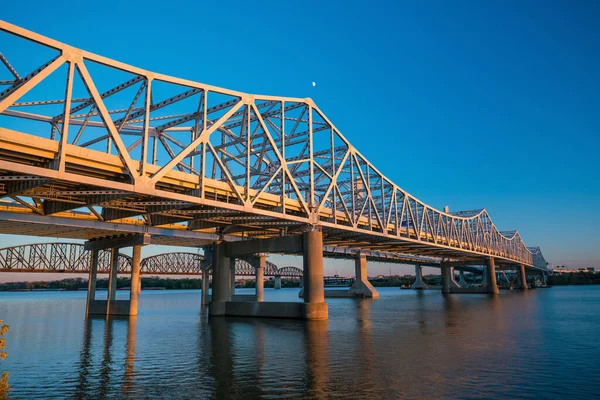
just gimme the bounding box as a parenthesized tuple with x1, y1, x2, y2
(548, 272, 600, 285)
(2, 274, 597, 292)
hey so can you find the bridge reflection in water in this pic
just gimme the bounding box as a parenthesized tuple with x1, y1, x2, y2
(69, 294, 524, 398)
(74, 312, 332, 398)
(8, 287, 593, 399)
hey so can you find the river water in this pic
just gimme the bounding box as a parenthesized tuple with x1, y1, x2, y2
(0, 286, 598, 399)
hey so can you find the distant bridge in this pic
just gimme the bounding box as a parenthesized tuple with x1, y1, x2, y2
(0, 242, 302, 277)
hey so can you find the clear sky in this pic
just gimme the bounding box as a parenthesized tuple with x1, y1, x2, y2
(0, 0, 599, 281)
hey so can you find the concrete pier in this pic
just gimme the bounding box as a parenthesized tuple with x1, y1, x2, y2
(302, 230, 328, 320)
(209, 230, 327, 319)
(348, 252, 379, 298)
(256, 255, 265, 302)
(85, 249, 98, 315)
(441, 261, 502, 294)
(129, 245, 141, 316)
(274, 275, 282, 290)
(84, 234, 150, 316)
(411, 265, 428, 290)
(201, 268, 209, 307)
(486, 257, 499, 294)
(209, 242, 231, 316)
(107, 248, 119, 313)
(441, 264, 455, 294)
(457, 270, 468, 287)
(519, 264, 528, 290)
(230, 259, 236, 297)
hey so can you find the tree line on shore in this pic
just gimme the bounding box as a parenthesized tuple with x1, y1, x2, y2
(0, 277, 201, 291)
(0, 277, 303, 291)
(548, 272, 600, 285)
(2, 273, 596, 292)
(0, 275, 429, 291)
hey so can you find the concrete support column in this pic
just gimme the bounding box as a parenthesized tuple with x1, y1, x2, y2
(230, 259, 236, 298)
(348, 252, 379, 298)
(411, 265, 428, 290)
(302, 229, 328, 320)
(209, 242, 232, 316)
(201, 269, 210, 307)
(457, 270, 468, 287)
(441, 264, 452, 294)
(519, 264, 528, 290)
(86, 249, 99, 315)
(256, 255, 265, 302)
(485, 257, 499, 294)
(106, 248, 119, 314)
(274, 275, 282, 290)
(541, 271, 548, 286)
(299, 276, 304, 288)
(129, 245, 141, 316)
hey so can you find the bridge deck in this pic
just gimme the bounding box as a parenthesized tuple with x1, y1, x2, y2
(0, 128, 534, 267)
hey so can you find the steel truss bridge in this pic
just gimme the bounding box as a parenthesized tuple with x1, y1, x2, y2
(0, 21, 547, 270)
(0, 242, 303, 277)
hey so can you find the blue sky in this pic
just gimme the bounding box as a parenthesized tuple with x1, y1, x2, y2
(0, 0, 599, 279)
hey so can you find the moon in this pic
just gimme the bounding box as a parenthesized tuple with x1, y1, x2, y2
(312, 82, 316, 87)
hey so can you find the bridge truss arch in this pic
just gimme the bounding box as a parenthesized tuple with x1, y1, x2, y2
(0, 243, 131, 273)
(0, 242, 300, 277)
(140, 252, 204, 275)
(0, 21, 544, 268)
(210, 258, 280, 276)
(277, 266, 303, 278)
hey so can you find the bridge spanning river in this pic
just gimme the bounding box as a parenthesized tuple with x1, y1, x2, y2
(0, 20, 548, 320)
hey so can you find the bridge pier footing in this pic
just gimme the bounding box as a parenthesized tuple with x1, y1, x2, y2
(210, 230, 328, 320)
(439, 258, 500, 294)
(519, 264, 528, 290)
(85, 249, 99, 315)
(230, 259, 236, 299)
(299, 252, 378, 299)
(301, 230, 328, 319)
(201, 268, 210, 307)
(411, 265, 429, 290)
(274, 275, 282, 289)
(441, 264, 460, 294)
(256, 255, 265, 302)
(347, 252, 379, 298)
(85, 239, 147, 316)
(457, 270, 469, 287)
(129, 245, 141, 316)
(209, 242, 232, 316)
(485, 257, 500, 294)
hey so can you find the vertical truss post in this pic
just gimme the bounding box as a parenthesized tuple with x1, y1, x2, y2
(245, 104, 250, 203)
(308, 104, 315, 215)
(140, 77, 152, 177)
(57, 61, 74, 173)
(281, 101, 286, 214)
